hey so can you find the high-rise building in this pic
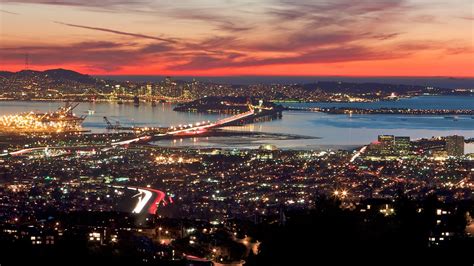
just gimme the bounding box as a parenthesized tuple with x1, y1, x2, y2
(146, 84, 153, 96)
(395, 136, 411, 154)
(378, 135, 395, 145)
(445, 135, 464, 156)
(378, 135, 395, 155)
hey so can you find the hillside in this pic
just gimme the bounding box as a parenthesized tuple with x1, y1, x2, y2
(0, 69, 97, 84)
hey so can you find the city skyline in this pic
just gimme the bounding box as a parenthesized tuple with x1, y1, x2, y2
(1, 0, 473, 77)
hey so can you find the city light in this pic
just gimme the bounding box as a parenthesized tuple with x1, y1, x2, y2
(0, 104, 84, 133)
(0, 6, 472, 262)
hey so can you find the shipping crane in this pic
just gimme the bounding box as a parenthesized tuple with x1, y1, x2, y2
(103, 116, 122, 130)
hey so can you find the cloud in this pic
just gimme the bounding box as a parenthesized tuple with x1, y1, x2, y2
(55, 22, 178, 43)
(243, 31, 401, 52)
(167, 46, 402, 71)
(0, 0, 148, 8)
(216, 21, 252, 33)
(184, 36, 240, 53)
(1, 0, 472, 74)
(210, 0, 406, 55)
(163, 8, 254, 34)
(270, 0, 407, 19)
(166, 38, 457, 71)
(0, 41, 173, 71)
(459, 15, 474, 21)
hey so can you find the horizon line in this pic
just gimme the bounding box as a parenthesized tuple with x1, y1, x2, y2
(97, 74, 474, 79)
(2, 68, 474, 79)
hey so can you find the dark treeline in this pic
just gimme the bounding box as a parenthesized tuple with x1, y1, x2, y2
(1, 195, 473, 266)
(245, 195, 474, 265)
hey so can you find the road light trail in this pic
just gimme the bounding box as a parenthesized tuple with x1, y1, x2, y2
(146, 188, 166, 214)
(2, 136, 151, 157)
(350, 146, 367, 163)
(129, 186, 167, 215)
(111, 135, 151, 146)
(129, 187, 153, 214)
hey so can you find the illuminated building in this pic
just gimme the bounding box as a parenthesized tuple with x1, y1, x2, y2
(367, 135, 411, 157)
(256, 144, 279, 160)
(378, 135, 395, 145)
(378, 135, 395, 155)
(146, 84, 153, 96)
(395, 136, 411, 154)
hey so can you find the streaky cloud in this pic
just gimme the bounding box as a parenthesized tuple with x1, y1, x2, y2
(0, 9, 20, 15)
(54, 21, 178, 44)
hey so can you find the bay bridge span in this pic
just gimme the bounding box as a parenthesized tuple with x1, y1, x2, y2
(160, 106, 257, 137)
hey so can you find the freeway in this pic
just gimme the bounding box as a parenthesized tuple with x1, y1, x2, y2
(128, 186, 167, 215)
(1, 136, 151, 157)
(350, 146, 367, 163)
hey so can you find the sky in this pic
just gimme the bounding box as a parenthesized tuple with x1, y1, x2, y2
(0, 0, 473, 76)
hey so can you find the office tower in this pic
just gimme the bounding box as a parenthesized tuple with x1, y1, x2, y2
(395, 136, 411, 154)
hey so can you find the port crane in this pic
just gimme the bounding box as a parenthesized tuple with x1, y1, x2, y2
(103, 116, 122, 130)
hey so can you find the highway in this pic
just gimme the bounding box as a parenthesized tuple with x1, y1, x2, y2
(127, 186, 167, 215)
(109, 184, 168, 215)
(1, 136, 150, 157)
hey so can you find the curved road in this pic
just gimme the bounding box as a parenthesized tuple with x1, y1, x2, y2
(127, 186, 167, 215)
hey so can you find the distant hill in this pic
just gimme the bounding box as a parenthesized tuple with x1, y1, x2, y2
(44, 69, 97, 84)
(0, 68, 97, 84)
(0, 71, 15, 79)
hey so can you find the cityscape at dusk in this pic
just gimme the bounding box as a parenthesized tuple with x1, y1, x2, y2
(1, 0, 474, 265)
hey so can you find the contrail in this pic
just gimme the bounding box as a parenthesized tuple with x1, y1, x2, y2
(1, 9, 20, 15)
(55, 21, 178, 44)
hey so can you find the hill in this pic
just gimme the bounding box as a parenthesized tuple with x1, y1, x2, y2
(0, 68, 97, 84)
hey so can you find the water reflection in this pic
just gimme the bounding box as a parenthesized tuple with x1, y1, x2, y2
(1, 96, 473, 148)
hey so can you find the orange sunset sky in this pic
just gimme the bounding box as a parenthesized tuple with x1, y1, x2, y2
(0, 0, 473, 76)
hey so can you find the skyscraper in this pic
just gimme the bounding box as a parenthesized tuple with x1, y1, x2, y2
(378, 135, 395, 155)
(378, 135, 395, 145)
(395, 136, 411, 154)
(445, 135, 464, 156)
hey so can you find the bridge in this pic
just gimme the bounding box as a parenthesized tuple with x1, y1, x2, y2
(1, 105, 266, 157)
(159, 106, 257, 137)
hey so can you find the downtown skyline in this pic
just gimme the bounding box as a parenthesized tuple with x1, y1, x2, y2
(0, 0, 473, 77)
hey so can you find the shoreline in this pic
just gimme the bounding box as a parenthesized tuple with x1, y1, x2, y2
(286, 107, 474, 116)
(1, 94, 473, 105)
